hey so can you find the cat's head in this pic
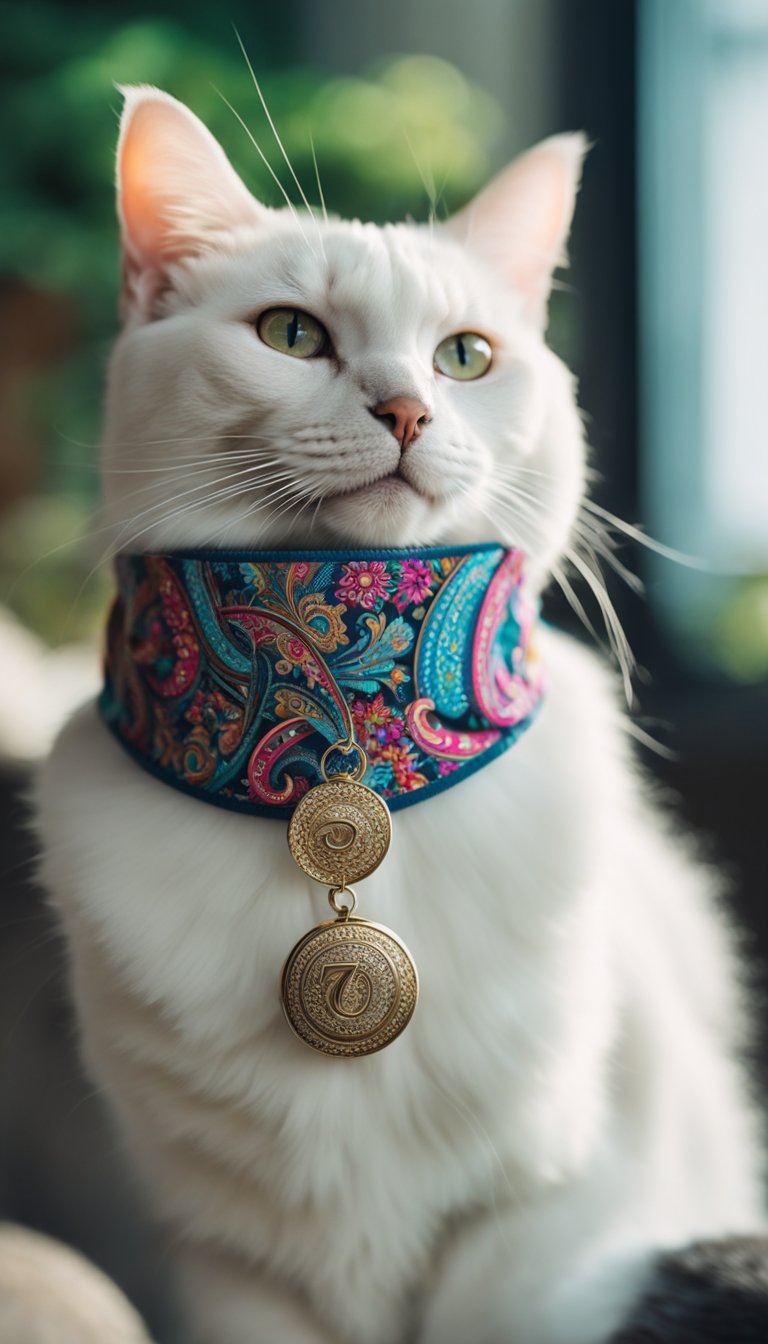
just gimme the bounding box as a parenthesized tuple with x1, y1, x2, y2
(102, 86, 587, 590)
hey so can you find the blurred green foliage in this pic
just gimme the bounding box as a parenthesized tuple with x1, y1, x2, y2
(713, 576, 768, 684)
(0, 4, 504, 643)
(2, 9, 502, 302)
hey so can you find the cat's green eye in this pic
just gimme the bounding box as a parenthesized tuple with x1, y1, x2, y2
(257, 308, 328, 358)
(434, 332, 492, 381)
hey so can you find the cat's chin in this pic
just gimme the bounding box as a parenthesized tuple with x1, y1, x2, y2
(314, 476, 440, 548)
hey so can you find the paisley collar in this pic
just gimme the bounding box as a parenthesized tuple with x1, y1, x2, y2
(99, 544, 545, 819)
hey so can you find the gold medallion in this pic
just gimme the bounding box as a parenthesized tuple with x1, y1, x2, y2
(282, 737, 417, 1057)
(281, 914, 418, 1057)
(288, 774, 391, 886)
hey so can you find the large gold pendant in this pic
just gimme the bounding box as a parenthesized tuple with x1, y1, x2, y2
(281, 915, 418, 1057)
(282, 742, 418, 1057)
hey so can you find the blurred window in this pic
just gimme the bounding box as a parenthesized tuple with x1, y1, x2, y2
(639, 0, 768, 680)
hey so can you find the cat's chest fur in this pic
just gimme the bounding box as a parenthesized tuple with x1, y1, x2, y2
(40, 623, 618, 1182)
(40, 627, 621, 1325)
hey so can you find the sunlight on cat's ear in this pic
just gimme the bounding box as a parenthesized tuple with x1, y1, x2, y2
(116, 85, 264, 321)
(445, 133, 588, 328)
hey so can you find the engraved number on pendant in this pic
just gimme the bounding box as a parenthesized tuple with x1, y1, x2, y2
(321, 962, 373, 1018)
(317, 820, 358, 852)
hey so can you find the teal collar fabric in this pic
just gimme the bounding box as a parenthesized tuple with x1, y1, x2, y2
(99, 545, 545, 819)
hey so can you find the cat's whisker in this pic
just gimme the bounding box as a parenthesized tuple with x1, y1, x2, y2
(282, 485, 323, 538)
(308, 132, 329, 225)
(5, 517, 134, 600)
(56, 430, 276, 453)
(256, 482, 315, 530)
(564, 544, 636, 703)
(97, 450, 285, 475)
(484, 481, 553, 542)
(67, 473, 291, 614)
(480, 481, 637, 700)
(420, 168, 450, 227)
(231, 30, 327, 266)
(49, 451, 280, 476)
(100, 462, 295, 554)
(486, 482, 560, 525)
(5, 462, 291, 602)
(402, 126, 438, 233)
(495, 481, 643, 594)
(488, 476, 557, 509)
(473, 497, 537, 554)
(477, 494, 618, 667)
(233, 29, 321, 238)
(491, 485, 589, 578)
(112, 457, 288, 507)
(550, 561, 605, 647)
(572, 516, 645, 596)
(62, 471, 299, 622)
(491, 461, 557, 481)
(42, 444, 284, 496)
(581, 499, 707, 569)
(108, 470, 296, 552)
(308, 492, 325, 536)
(623, 719, 679, 760)
(451, 472, 534, 548)
(77, 466, 292, 580)
(213, 87, 312, 252)
(209, 478, 311, 543)
(491, 475, 644, 595)
(86, 459, 289, 517)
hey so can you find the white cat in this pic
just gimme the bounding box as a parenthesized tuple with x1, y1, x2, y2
(36, 86, 765, 1344)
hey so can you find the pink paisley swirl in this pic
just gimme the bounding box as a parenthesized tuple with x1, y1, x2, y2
(471, 551, 541, 727)
(248, 717, 316, 805)
(406, 698, 501, 761)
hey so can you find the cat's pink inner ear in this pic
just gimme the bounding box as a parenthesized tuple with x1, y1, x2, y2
(446, 133, 587, 326)
(117, 85, 265, 318)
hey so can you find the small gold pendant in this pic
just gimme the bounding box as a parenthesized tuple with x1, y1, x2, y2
(287, 773, 391, 887)
(282, 741, 418, 1057)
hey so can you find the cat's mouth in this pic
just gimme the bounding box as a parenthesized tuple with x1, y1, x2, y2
(323, 472, 440, 509)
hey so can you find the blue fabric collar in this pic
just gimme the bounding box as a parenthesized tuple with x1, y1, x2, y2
(99, 544, 545, 819)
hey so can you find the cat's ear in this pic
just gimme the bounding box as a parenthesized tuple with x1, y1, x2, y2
(445, 133, 588, 328)
(116, 85, 265, 320)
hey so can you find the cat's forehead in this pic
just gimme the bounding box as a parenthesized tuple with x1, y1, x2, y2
(180, 216, 499, 333)
(286, 220, 493, 330)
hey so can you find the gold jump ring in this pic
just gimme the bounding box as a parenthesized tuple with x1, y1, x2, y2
(320, 739, 367, 783)
(328, 885, 358, 918)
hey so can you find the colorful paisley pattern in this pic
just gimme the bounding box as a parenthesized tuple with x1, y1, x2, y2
(100, 546, 545, 818)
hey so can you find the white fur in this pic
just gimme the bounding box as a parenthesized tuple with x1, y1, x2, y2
(36, 88, 765, 1344)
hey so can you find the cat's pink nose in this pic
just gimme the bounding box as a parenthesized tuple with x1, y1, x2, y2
(371, 396, 432, 450)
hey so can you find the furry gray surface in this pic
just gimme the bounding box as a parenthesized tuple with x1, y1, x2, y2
(611, 1238, 768, 1342)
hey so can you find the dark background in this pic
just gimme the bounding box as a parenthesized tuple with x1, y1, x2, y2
(1, 3, 766, 1339)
